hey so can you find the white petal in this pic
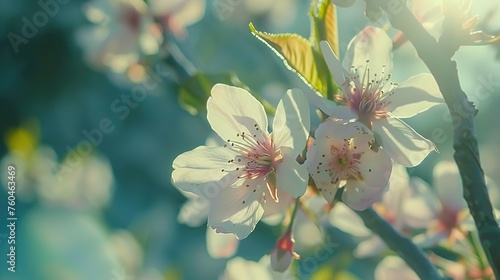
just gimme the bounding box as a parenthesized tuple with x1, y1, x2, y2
(373, 117, 437, 167)
(221, 257, 272, 280)
(329, 203, 371, 237)
(306, 137, 340, 203)
(382, 164, 410, 213)
(433, 161, 467, 212)
(303, 90, 357, 120)
(206, 227, 239, 259)
(343, 26, 393, 76)
(172, 146, 240, 193)
(275, 155, 308, 198)
(412, 231, 448, 248)
(272, 89, 310, 156)
(270, 249, 293, 273)
(375, 256, 419, 280)
(208, 180, 265, 239)
(315, 118, 372, 142)
(354, 236, 386, 258)
(207, 84, 268, 143)
(402, 178, 440, 229)
(262, 186, 294, 223)
(177, 195, 209, 227)
(385, 74, 443, 118)
(320, 41, 348, 88)
(342, 149, 392, 211)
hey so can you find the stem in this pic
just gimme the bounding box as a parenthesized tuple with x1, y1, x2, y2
(377, 0, 500, 277)
(355, 207, 443, 280)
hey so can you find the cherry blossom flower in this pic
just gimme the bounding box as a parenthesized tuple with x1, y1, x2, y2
(77, 0, 163, 73)
(403, 160, 500, 247)
(172, 84, 310, 239)
(308, 26, 443, 167)
(329, 164, 428, 257)
(306, 119, 392, 210)
(148, 0, 205, 38)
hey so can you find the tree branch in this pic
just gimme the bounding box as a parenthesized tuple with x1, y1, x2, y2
(355, 207, 443, 280)
(377, 0, 500, 277)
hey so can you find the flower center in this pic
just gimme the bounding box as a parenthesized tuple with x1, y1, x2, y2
(222, 123, 280, 180)
(328, 139, 363, 185)
(336, 63, 395, 127)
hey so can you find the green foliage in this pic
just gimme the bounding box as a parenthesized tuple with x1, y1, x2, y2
(249, 0, 339, 99)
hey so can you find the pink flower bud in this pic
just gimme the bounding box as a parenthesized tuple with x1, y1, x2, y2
(270, 231, 299, 272)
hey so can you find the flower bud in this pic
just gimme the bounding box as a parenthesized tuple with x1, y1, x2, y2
(270, 231, 299, 272)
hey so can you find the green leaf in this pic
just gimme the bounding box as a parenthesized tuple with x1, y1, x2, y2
(249, 0, 340, 99)
(250, 23, 331, 96)
(178, 72, 275, 116)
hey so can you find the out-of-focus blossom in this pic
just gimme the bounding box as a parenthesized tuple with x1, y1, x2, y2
(430, 236, 494, 280)
(329, 164, 427, 257)
(172, 84, 310, 239)
(395, 0, 499, 50)
(220, 256, 295, 280)
(177, 190, 239, 259)
(1, 126, 114, 210)
(405, 160, 500, 247)
(307, 119, 392, 210)
(374, 256, 419, 280)
(308, 26, 443, 167)
(77, 0, 163, 73)
(148, 0, 205, 38)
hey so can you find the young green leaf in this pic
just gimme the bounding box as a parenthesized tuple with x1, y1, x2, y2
(249, 0, 339, 99)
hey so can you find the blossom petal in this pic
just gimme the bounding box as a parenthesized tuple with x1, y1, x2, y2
(433, 161, 467, 212)
(206, 227, 239, 259)
(221, 257, 273, 280)
(382, 164, 410, 213)
(262, 186, 294, 222)
(342, 26, 393, 76)
(315, 118, 372, 142)
(402, 178, 440, 229)
(385, 74, 443, 118)
(172, 146, 240, 193)
(272, 89, 310, 157)
(342, 149, 392, 211)
(320, 41, 348, 88)
(354, 236, 386, 258)
(329, 203, 371, 237)
(375, 256, 419, 280)
(177, 194, 209, 227)
(207, 84, 268, 143)
(275, 154, 308, 198)
(208, 179, 265, 239)
(306, 136, 340, 203)
(303, 90, 357, 120)
(372, 117, 436, 167)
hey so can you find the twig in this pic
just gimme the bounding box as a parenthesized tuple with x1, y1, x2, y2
(377, 0, 500, 277)
(355, 207, 443, 280)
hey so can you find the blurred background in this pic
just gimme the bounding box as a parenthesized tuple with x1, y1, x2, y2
(0, 0, 499, 279)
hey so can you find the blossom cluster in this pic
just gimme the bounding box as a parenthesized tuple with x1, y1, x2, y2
(171, 25, 448, 273)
